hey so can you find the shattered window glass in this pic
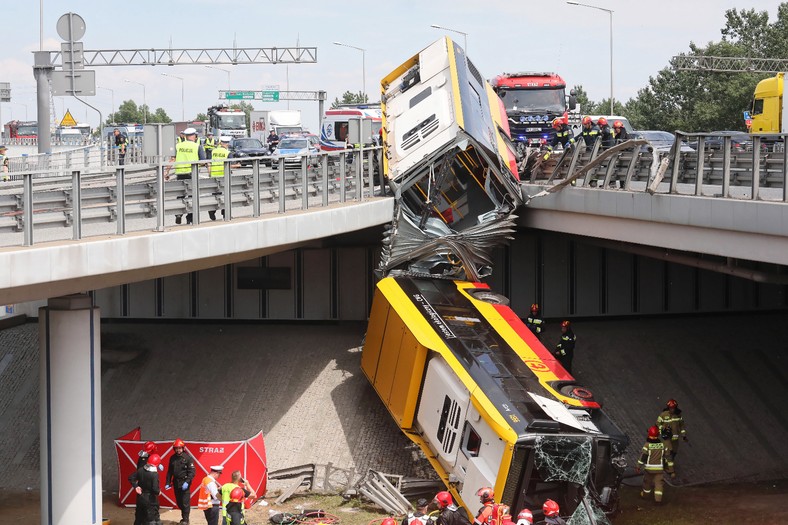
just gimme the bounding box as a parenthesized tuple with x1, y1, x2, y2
(566, 498, 612, 525)
(534, 435, 592, 485)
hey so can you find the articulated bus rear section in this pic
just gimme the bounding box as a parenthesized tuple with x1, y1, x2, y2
(361, 276, 628, 520)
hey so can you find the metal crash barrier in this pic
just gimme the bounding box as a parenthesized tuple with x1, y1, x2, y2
(0, 146, 384, 247)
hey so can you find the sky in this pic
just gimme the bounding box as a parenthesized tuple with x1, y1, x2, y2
(0, 0, 781, 133)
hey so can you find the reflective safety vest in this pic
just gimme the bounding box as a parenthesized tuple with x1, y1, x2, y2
(657, 409, 686, 441)
(526, 316, 544, 335)
(198, 475, 219, 510)
(211, 146, 230, 177)
(221, 482, 241, 517)
(175, 140, 200, 175)
(204, 137, 216, 151)
(638, 440, 674, 473)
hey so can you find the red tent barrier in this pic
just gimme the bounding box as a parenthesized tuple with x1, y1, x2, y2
(115, 428, 267, 508)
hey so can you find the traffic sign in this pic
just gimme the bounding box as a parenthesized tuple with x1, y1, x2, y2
(225, 91, 256, 100)
(51, 70, 96, 96)
(60, 110, 77, 127)
(261, 90, 280, 102)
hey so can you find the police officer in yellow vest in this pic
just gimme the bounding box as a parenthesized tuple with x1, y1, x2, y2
(0, 145, 9, 182)
(166, 127, 205, 225)
(204, 135, 217, 159)
(208, 136, 232, 221)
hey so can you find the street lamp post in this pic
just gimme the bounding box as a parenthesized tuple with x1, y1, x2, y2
(333, 42, 366, 100)
(161, 73, 185, 121)
(97, 86, 115, 122)
(124, 79, 147, 124)
(430, 24, 468, 54)
(205, 65, 231, 92)
(567, 1, 614, 115)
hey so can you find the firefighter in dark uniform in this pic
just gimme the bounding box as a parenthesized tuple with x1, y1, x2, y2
(657, 398, 688, 462)
(129, 441, 160, 525)
(578, 116, 600, 148)
(401, 498, 432, 525)
(636, 425, 675, 503)
(597, 118, 614, 148)
(166, 438, 195, 525)
(434, 491, 472, 525)
(553, 320, 576, 373)
(612, 120, 629, 143)
(545, 118, 575, 159)
(131, 453, 163, 525)
(540, 500, 566, 525)
(525, 303, 544, 340)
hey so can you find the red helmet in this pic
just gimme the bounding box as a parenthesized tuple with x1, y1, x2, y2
(476, 486, 494, 503)
(516, 509, 533, 525)
(613, 120, 623, 129)
(582, 116, 592, 125)
(552, 118, 563, 130)
(147, 453, 162, 468)
(434, 491, 453, 508)
(561, 320, 570, 328)
(382, 519, 397, 525)
(597, 117, 608, 127)
(530, 303, 539, 314)
(667, 399, 678, 409)
(173, 438, 185, 448)
(143, 441, 157, 454)
(230, 487, 245, 503)
(542, 499, 560, 517)
(648, 425, 660, 439)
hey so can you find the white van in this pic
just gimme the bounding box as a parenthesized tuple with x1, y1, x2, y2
(319, 105, 382, 151)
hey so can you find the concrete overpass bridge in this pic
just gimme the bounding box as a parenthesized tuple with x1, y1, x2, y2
(1, 138, 787, 524)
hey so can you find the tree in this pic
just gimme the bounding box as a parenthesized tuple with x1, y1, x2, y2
(195, 112, 208, 121)
(331, 91, 368, 108)
(107, 99, 171, 125)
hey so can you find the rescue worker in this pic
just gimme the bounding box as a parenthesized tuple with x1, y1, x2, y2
(267, 129, 280, 153)
(165, 127, 206, 225)
(545, 118, 575, 159)
(612, 120, 628, 143)
(657, 398, 688, 461)
(113, 128, 128, 165)
(525, 303, 544, 339)
(597, 118, 614, 148)
(492, 504, 514, 525)
(224, 486, 247, 525)
(553, 320, 576, 373)
(434, 491, 472, 525)
(129, 441, 162, 525)
(578, 116, 600, 148)
(515, 509, 533, 525)
(401, 498, 431, 525)
(198, 465, 224, 525)
(636, 425, 675, 503)
(540, 500, 565, 525)
(474, 486, 495, 525)
(203, 134, 217, 159)
(208, 136, 233, 221)
(0, 144, 10, 181)
(130, 453, 163, 525)
(221, 470, 256, 524)
(165, 438, 195, 525)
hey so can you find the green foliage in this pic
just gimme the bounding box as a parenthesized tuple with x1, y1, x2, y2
(331, 91, 369, 108)
(107, 99, 171, 125)
(195, 112, 208, 121)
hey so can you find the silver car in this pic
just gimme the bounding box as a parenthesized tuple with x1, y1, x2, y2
(271, 136, 319, 168)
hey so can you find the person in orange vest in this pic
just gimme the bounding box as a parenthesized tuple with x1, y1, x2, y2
(198, 465, 224, 525)
(474, 487, 495, 525)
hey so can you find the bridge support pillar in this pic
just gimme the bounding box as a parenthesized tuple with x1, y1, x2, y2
(39, 294, 102, 525)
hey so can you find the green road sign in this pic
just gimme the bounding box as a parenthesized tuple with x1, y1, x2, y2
(261, 90, 280, 102)
(225, 91, 255, 100)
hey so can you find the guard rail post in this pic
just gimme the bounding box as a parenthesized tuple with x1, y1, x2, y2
(23, 172, 33, 246)
(670, 132, 685, 193)
(694, 136, 706, 196)
(223, 161, 232, 221)
(72, 170, 82, 240)
(116, 167, 126, 235)
(301, 156, 309, 210)
(65, 150, 73, 171)
(722, 136, 732, 198)
(367, 148, 374, 198)
(278, 160, 286, 213)
(321, 153, 329, 207)
(191, 162, 200, 225)
(751, 135, 761, 201)
(355, 148, 363, 201)
(252, 159, 261, 217)
(84, 147, 90, 169)
(156, 156, 166, 232)
(339, 151, 347, 203)
(783, 135, 788, 203)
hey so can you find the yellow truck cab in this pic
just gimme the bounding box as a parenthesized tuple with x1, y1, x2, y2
(750, 72, 784, 134)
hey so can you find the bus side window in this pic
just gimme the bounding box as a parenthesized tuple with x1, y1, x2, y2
(336, 122, 349, 142)
(461, 422, 482, 458)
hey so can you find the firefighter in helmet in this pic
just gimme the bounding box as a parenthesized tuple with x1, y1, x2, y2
(525, 303, 544, 339)
(578, 116, 600, 148)
(657, 398, 688, 461)
(474, 487, 495, 525)
(553, 320, 576, 373)
(434, 491, 471, 525)
(597, 117, 614, 148)
(636, 425, 675, 503)
(515, 509, 533, 525)
(541, 500, 566, 525)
